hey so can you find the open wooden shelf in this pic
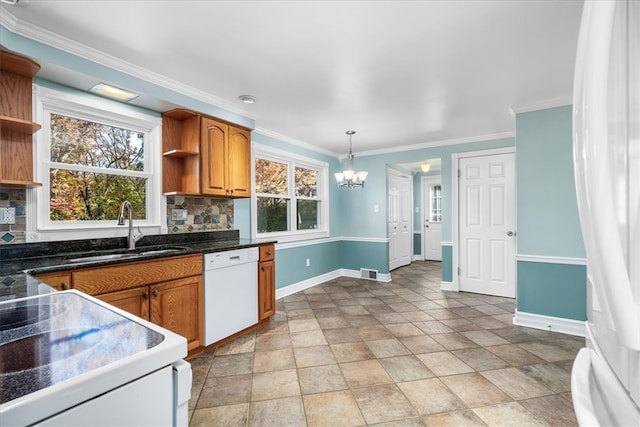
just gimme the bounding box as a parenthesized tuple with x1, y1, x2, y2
(0, 116, 42, 134)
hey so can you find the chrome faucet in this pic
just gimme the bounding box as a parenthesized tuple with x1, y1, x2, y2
(117, 201, 144, 250)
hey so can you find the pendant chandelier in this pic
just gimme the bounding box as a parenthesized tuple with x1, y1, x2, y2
(335, 130, 368, 188)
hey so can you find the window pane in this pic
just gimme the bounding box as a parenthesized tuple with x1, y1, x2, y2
(50, 169, 147, 221)
(430, 184, 442, 223)
(255, 159, 288, 195)
(295, 167, 317, 197)
(50, 114, 144, 171)
(257, 197, 290, 232)
(296, 200, 319, 230)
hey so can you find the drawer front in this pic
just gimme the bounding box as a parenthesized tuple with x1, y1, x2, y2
(259, 244, 275, 261)
(33, 271, 72, 291)
(73, 254, 203, 295)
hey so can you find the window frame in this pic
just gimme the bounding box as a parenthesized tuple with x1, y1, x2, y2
(33, 84, 162, 238)
(252, 143, 329, 242)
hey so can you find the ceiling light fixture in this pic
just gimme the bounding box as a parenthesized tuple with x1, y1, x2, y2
(238, 95, 256, 104)
(421, 161, 431, 173)
(335, 131, 368, 188)
(89, 83, 139, 102)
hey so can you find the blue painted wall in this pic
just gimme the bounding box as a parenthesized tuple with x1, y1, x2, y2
(515, 106, 586, 321)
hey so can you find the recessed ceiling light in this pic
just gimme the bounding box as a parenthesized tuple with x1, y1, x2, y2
(89, 83, 139, 102)
(238, 95, 256, 104)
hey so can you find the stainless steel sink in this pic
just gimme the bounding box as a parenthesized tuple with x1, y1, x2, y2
(65, 247, 187, 264)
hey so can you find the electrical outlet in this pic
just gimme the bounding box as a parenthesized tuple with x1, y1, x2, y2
(171, 209, 187, 221)
(306, 258, 310, 267)
(0, 207, 16, 225)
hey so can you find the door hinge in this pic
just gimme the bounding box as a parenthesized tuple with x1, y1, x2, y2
(458, 169, 461, 178)
(458, 267, 461, 275)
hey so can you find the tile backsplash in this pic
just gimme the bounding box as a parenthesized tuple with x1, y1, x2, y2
(166, 195, 234, 233)
(0, 187, 27, 244)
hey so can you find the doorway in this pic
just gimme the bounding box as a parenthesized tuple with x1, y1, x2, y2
(388, 168, 412, 271)
(422, 175, 442, 261)
(453, 148, 516, 298)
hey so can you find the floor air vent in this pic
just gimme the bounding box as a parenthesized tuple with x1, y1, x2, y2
(360, 268, 378, 280)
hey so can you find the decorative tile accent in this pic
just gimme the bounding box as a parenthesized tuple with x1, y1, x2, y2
(167, 195, 234, 234)
(2, 276, 16, 286)
(1, 232, 15, 243)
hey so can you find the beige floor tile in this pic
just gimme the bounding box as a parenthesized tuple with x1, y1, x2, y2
(400, 335, 446, 354)
(340, 305, 371, 315)
(340, 359, 394, 388)
(485, 344, 544, 366)
(254, 331, 292, 351)
(249, 396, 306, 427)
(386, 322, 426, 338)
(416, 351, 474, 376)
(422, 410, 488, 426)
(470, 316, 507, 330)
(374, 312, 410, 324)
(366, 338, 412, 358)
(481, 367, 554, 400)
(323, 327, 362, 344)
(288, 317, 321, 333)
(293, 344, 336, 368)
(197, 374, 251, 408)
(303, 390, 365, 427)
(431, 333, 478, 350)
(440, 373, 511, 407)
(461, 330, 510, 347)
(414, 320, 455, 334)
(331, 341, 375, 363)
(401, 311, 436, 322)
(517, 342, 578, 362)
(317, 315, 351, 329)
(357, 325, 395, 340)
(346, 314, 382, 327)
(209, 353, 254, 377)
(214, 332, 256, 355)
(251, 369, 300, 401)
(190, 403, 248, 426)
(291, 329, 328, 347)
(517, 363, 572, 393)
(379, 355, 435, 382)
(299, 364, 348, 394)
(519, 395, 578, 426)
(440, 318, 482, 332)
(353, 384, 418, 424)
(397, 378, 466, 415)
(253, 347, 295, 373)
(451, 348, 510, 371)
(472, 402, 545, 427)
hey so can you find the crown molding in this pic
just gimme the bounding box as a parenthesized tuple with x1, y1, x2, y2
(0, 10, 254, 120)
(253, 127, 340, 159)
(356, 131, 515, 158)
(509, 96, 573, 115)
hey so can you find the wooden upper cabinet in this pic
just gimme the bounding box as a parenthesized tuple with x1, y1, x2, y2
(0, 50, 42, 188)
(162, 109, 251, 197)
(201, 117, 251, 198)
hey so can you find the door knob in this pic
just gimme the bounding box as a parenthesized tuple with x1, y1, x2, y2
(425, 224, 429, 228)
(507, 231, 515, 237)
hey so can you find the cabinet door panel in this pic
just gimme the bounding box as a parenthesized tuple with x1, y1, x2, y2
(150, 276, 203, 351)
(98, 286, 149, 320)
(201, 117, 227, 196)
(33, 271, 72, 291)
(227, 126, 251, 197)
(258, 260, 276, 320)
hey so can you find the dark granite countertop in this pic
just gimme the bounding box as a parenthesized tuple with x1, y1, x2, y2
(0, 230, 276, 300)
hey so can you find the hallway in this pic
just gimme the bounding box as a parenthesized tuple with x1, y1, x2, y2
(188, 261, 581, 426)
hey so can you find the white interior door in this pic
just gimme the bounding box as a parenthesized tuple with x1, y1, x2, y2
(422, 176, 442, 261)
(388, 169, 412, 271)
(459, 152, 515, 297)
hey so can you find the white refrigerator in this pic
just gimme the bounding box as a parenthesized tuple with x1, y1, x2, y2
(571, 0, 640, 425)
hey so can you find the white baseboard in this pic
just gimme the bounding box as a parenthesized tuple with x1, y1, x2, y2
(440, 281, 455, 291)
(275, 269, 392, 300)
(513, 309, 586, 337)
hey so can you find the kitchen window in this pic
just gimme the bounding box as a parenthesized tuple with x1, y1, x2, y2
(253, 145, 329, 241)
(34, 85, 161, 237)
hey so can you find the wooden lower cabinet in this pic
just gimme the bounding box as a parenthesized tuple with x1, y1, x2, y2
(97, 286, 150, 321)
(150, 276, 203, 351)
(72, 254, 204, 353)
(258, 260, 275, 320)
(33, 271, 71, 291)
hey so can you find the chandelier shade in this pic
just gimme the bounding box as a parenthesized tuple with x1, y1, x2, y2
(335, 131, 368, 188)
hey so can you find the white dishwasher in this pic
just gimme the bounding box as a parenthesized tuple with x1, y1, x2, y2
(204, 247, 259, 346)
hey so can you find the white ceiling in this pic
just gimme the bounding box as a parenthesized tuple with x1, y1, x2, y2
(1, 0, 584, 156)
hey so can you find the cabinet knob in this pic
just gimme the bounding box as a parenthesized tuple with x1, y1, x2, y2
(153, 289, 158, 297)
(143, 291, 149, 299)
(61, 282, 68, 290)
